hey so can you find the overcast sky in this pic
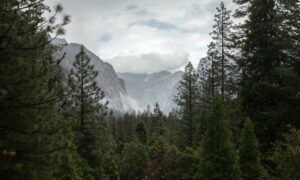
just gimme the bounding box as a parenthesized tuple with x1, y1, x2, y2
(45, 0, 235, 73)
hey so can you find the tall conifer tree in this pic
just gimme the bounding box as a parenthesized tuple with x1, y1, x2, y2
(135, 122, 148, 145)
(234, 0, 297, 152)
(151, 103, 165, 139)
(239, 118, 264, 180)
(174, 62, 199, 147)
(120, 143, 148, 180)
(194, 97, 241, 180)
(209, 1, 235, 102)
(69, 45, 108, 179)
(275, 0, 300, 128)
(146, 137, 177, 180)
(0, 0, 72, 178)
(269, 127, 300, 179)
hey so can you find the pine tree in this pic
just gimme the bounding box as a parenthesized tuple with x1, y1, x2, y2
(164, 111, 181, 146)
(234, 0, 297, 152)
(146, 137, 177, 180)
(150, 103, 165, 139)
(135, 122, 148, 145)
(120, 143, 148, 180)
(121, 113, 136, 143)
(174, 62, 199, 147)
(0, 0, 71, 178)
(69, 45, 108, 179)
(69, 45, 107, 130)
(194, 97, 241, 180)
(198, 42, 218, 109)
(102, 152, 120, 180)
(239, 118, 264, 180)
(53, 122, 85, 180)
(199, 4, 238, 140)
(275, 0, 300, 129)
(269, 127, 300, 179)
(276, 0, 300, 64)
(206, 42, 218, 99)
(175, 147, 199, 180)
(209, 1, 235, 102)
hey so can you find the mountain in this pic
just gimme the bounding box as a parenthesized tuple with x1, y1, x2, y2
(118, 71, 183, 114)
(52, 38, 133, 113)
(197, 57, 209, 72)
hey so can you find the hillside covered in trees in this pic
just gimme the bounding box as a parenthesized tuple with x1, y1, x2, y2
(1, 0, 300, 179)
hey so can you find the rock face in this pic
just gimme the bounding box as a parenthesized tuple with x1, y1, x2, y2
(197, 57, 210, 72)
(52, 38, 133, 113)
(118, 71, 183, 114)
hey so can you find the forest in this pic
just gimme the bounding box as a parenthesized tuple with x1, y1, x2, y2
(0, 0, 300, 179)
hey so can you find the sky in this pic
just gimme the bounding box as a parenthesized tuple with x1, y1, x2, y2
(45, 0, 236, 73)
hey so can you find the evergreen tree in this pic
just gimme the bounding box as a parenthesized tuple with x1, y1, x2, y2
(135, 122, 148, 145)
(69, 45, 108, 179)
(209, 1, 235, 102)
(150, 103, 165, 139)
(0, 1, 71, 179)
(203, 42, 218, 102)
(269, 127, 300, 180)
(102, 152, 120, 180)
(165, 111, 181, 146)
(276, 0, 300, 64)
(53, 122, 85, 180)
(234, 0, 298, 152)
(69, 45, 107, 130)
(198, 1, 242, 145)
(174, 147, 200, 180)
(119, 143, 148, 180)
(275, 0, 300, 129)
(197, 45, 218, 144)
(146, 137, 177, 180)
(121, 113, 136, 143)
(174, 62, 199, 147)
(194, 97, 241, 180)
(239, 118, 264, 180)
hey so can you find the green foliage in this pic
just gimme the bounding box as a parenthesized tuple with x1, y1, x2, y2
(54, 145, 84, 180)
(209, 1, 235, 102)
(174, 147, 200, 180)
(120, 113, 137, 143)
(275, 0, 300, 132)
(164, 112, 181, 146)
(198, 1, 241, 146)
(0, 0, 71, 179)
(146, 137, 178, 180)
(69, 45, 108, 128)
(0, 0, 299, 179)
(135, 122, 148, 145)
(119, 143, 148, 180)
(102, 153, 120, 180)
(70, 46, 107, 179)
(149, 103, 166, 141)
(234, 0, 300, 153)
(239, 118, 264, 180)
(195, 97, 241, 180)
(69, 46, 108, 179)
(174, 62, 200, 147)
(268, 127, 300, 180)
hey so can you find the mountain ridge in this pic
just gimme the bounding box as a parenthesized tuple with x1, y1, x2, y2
(52, 38, 133, 113)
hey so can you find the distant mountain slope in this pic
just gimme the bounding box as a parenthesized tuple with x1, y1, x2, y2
(118, 71, 183, 113)
(52, 38, 133, 113)
(197, 57, 209, 72)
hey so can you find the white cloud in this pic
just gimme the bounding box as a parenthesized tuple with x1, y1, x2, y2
(109, 51, 188, 73)
(45, 0, 235, 73)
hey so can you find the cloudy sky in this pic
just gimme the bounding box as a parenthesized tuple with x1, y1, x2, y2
(45, 0, 235, 73)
